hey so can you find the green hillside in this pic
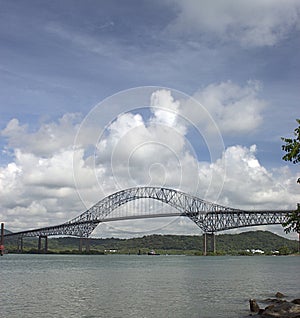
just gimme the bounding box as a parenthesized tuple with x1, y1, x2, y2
(4, 230, 298, 255)
(215, 231, 296, 252)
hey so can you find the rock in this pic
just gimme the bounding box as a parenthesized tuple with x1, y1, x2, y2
(265, 298, 287, 304)
(249, 295, 300, 317)
(260, 301, 300, 317)
(250, 299, 260, 313)
(275, 292, 286, 298)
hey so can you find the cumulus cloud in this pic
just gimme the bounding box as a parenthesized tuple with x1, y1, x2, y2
(94, 91, 199, 193)
(0, 88, 298, 238)
(182, 80, 266, 134)
(150, 89, 186, 134)
(168, 0, 300, 47)
(1, 113, 81, 157)
(200, 144, 299, 209)
(0, 147, 83, 229)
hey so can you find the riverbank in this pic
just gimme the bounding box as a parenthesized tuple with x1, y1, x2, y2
(4, 248, 300, 256)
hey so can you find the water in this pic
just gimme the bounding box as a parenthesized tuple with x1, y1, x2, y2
(0, 254, 299, 318)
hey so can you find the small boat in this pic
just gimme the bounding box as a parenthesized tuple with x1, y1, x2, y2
(148, 249, 160, 255)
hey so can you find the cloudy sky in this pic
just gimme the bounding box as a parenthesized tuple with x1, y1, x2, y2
(0, 0, 299, 239)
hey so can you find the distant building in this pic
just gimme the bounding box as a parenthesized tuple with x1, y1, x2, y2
(271, 250, 279, 254)
(246, 249, 264, 254)
(105, 249, 117, 253)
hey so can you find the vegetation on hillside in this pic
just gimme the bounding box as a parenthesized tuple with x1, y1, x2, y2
(4, 230, 298, 255)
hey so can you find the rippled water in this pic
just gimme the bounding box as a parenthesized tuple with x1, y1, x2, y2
(0, 254, 299, 318)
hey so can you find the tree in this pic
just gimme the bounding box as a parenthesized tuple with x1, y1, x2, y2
(281, 119, 300, 252)
(282, 206, 300, 253)
(281, 119, 300, 184)
(278, 245, 291, 255)
(282, 204, 300, 234)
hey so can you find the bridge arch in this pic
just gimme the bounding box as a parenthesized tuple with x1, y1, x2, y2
(67, 186, 240, 234)
(5, 186, 291, 240)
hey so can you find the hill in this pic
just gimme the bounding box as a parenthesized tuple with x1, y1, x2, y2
(215, 231, 296, 252)
(4, 230, 298, 255)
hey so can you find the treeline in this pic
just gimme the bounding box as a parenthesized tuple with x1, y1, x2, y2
(4, 230, 298, 255)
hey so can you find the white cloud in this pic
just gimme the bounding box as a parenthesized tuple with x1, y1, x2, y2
(200, 144, 299, 210)
(183, 80, 266, 135)
(1, 113, 81, 157)
(0, 88, 298, 239)
(168, 0, 300, 47)
(150, 89, 186, 134)
(93, 91, 199, 193)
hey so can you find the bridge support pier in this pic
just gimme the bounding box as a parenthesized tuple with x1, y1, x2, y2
(38, 235, 48, 254)
(202, 232, 216, 256)
(17, 236, 23, 253)
(79, 237, 90, 253)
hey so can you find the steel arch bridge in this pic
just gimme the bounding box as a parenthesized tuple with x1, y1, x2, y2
(4, 186, 292, 240)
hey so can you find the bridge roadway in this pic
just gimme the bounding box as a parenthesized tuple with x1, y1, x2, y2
(3, 186, 293, 255)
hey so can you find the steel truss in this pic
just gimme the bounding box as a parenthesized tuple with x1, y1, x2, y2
(5, 186, 292, 239)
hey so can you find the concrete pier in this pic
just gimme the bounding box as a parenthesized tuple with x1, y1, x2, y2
(38, 235, 48, 253)
(79, 237, 90, 253)
(202, 232, 216, 255)
(17, 236, 24, 253)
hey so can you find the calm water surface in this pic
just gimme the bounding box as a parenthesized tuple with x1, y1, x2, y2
(0, 254, 299, 318)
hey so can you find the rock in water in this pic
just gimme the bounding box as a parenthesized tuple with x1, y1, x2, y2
(275, 292, 285, 298)
(260, 302, 300, 317)
(249, 299, 260, 312)
(249, 294, 300, 317)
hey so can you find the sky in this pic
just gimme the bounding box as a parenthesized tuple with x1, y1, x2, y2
(0, 0, 299, 239)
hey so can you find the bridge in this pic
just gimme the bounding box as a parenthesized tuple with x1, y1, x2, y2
(3, 186, 293, 255)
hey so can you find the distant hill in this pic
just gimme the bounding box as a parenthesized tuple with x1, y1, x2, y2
(213, 231, 297, 253)
(4, 230, 298, 254)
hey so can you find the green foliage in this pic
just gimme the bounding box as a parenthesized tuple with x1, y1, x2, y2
(281, 119, 300, 165)
(4, 230, 298, 254)
(283, 205, 300, 234)
(215, 230, 297, 253)
(281, 119, 300, 240)
(278, 246, 291, 255)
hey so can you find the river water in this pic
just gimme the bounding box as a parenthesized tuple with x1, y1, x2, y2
(0, 254, 299, 318)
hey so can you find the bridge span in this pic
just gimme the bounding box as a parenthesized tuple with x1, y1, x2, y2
(3, 186, 293, 255)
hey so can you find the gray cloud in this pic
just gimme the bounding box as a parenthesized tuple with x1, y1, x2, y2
(168, 0, 300, 47)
